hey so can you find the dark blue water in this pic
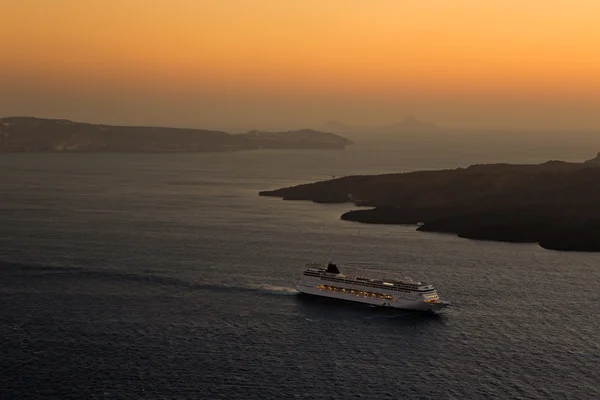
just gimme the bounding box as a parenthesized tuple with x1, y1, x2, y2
(1, 143, 599, 399)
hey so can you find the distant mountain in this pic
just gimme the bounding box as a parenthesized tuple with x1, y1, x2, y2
(320, 117, 443, 136)
(0, 117, 353, 153)
(584, 152, 600, 164)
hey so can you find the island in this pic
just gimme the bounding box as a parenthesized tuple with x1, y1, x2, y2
(321, 116, 443, 136)
(0, 117, 353, 153)
(260, 157, 600, 252)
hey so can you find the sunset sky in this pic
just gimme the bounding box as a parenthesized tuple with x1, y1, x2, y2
(2, 0, 600, 131)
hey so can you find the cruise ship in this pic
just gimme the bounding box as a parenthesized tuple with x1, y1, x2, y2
(296, 262, 450, 313)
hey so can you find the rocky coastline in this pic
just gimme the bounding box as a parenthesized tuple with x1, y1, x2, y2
(260, 157, 600, 252)
(0, 117, 353, 153)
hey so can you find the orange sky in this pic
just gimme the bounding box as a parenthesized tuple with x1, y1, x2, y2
(1, 0, 600, 130)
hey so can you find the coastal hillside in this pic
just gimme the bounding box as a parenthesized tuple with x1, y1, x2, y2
(260, 158, 600, 251)
(0, 117, 353, 153)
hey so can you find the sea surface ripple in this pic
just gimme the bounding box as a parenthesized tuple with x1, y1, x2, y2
(1, 143, 599, 399)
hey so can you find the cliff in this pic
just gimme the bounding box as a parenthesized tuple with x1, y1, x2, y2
(259, 159, 600, 252)
(0, 117, 353, 153)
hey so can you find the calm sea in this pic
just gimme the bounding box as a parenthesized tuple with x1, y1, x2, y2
(1, 140, 599, 399)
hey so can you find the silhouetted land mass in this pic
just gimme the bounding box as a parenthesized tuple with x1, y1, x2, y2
(321, 116, 442, 139)
(260, 156, 600, 251)
(0, 117, 353, 152)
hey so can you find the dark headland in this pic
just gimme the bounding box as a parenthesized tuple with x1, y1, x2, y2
(260, 153, 600, 252)
(0, 117, 353, 153)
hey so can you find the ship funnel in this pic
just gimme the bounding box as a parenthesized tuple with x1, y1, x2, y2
(326, 262, 340, 274)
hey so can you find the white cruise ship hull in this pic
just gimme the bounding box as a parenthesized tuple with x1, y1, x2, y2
(296, 282, 450, 313)
(296, 263, 451, 313)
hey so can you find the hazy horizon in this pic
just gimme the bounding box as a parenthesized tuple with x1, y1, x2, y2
(2, 1, 600, 132)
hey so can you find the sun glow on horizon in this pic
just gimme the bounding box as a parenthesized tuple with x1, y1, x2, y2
(2, 0, 600, 130)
